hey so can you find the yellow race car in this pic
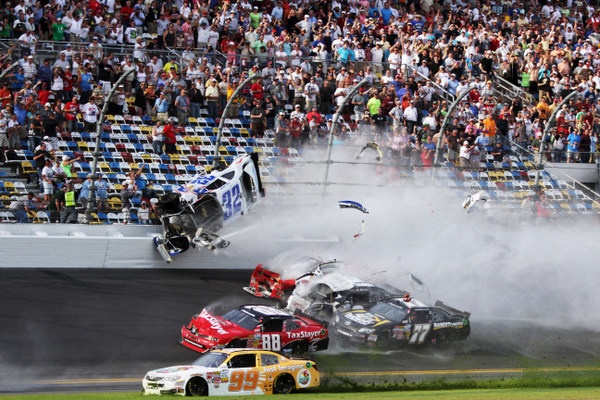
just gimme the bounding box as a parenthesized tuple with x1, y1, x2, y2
(142, 348, 319, 396)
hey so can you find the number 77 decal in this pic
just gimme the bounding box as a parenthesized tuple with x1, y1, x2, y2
(409, 324, 431, 344)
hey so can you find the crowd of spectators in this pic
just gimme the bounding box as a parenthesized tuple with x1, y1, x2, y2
(3, 0, 600, 219)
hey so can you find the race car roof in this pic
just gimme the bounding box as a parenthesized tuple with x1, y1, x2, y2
(240, 305, 294, 318)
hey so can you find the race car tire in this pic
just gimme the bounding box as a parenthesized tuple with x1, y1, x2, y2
(431, 331, 450, 345)
(273, 373, 295, 394)
(292, 340, 309, 356)
(186, 377, 208, 396)
(376, 330, 392, 349)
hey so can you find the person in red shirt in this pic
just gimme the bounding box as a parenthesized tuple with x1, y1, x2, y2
(0, 82, 11, 108)
(64, 96, 80, 133)
(250, 77, 264, 101)
(305, 106, 323, 125)
(63, 66, 75, 103)
(289, 116, 303, 149)
(163, 118, 177, 154)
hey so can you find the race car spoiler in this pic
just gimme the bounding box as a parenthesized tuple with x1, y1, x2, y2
(434, 300, 471, 319)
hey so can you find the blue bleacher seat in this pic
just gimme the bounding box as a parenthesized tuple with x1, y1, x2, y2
(163, 184, 173, 193)
(205, 118, 216, 126)
(158, 164, 169, 174)
(109, 162, 122, 173)
(134, 143, 144, 152)
(246, 138, 256, 146)
(160, 154, 171, 163)
(80, 132, 91, 141)
(145, 173, 157, 182)
(67, 141, 78, 151)
(142, 116, 153, 125)
(127, 133, 138, 142)
(106, 173, 117, 182)
(121, 125, 132, 134)
(185, 165, 197, 174)
(224, 156, 234, 164)
(165, 174, 176, 184)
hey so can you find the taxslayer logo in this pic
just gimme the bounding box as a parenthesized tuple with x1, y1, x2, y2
(200, 309, 228, 335)
(285, 330, 324, 339)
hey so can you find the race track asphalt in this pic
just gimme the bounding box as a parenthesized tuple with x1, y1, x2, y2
(1, 268, 599, 394)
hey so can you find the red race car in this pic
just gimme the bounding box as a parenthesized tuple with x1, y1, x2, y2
(243, 257, 342, 302)
(181, 305, 329, 356)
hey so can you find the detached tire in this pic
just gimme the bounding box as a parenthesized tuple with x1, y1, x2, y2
(186, 377, 208, 396)
(273, 373, 295, 394)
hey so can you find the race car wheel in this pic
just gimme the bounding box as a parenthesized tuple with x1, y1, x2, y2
(376, 330, 392, 349)
(431, 331, 450, 345)
(292, 340, 309, 356)
(273, 373, 295, 394)
(186, 377, 208, 396)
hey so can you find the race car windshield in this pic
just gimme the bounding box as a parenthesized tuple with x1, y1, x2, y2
(192, 352, 228, 368)
(222, 309, 261, 330)
(369, 302, 408, 322)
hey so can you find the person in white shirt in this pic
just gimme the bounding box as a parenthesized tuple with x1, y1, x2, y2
(80, 100, 99, 131)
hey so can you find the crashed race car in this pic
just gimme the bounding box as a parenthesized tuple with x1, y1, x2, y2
(243, 257, 342, 303)
(154, 154, 264, 262)
(142, 348, 320, 396)
(180, 305, 329, 356)
(333, 295, 470, 348)
(285, 272, 398, 323)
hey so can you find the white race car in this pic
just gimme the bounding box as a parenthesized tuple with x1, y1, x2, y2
(154, 154, 264, 262)
(142, 348, 320, 396)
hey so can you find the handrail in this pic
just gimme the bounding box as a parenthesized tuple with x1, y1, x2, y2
(494, 74, 533, 104)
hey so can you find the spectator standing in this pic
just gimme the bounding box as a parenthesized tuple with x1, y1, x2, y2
(163, 117, 177, 154)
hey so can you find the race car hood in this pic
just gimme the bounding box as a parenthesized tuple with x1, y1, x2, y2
(189, 309, 250, 338)
(146, 365, 208, 379)
(338, 309, 394, 328)
(295, 273, 372, 295)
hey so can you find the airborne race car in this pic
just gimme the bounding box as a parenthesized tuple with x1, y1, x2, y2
(154, 154, 264, 262)
(333, 296, 470, 348)
(180, 305, 329, 356)
(142, 348, 320, 396)
(243, 257, 342, 303)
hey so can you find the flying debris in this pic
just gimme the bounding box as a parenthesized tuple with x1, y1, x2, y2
(462, 190, 490, 213)
(338, 200, 369, 239)
(338, 200, 370, 214)
(353, 219, 367, 239)
(356, 141, 383, 162)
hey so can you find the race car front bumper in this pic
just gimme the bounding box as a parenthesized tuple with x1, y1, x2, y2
(180, 326, 217, 353)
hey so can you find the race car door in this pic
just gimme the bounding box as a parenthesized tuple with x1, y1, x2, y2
(225, 353, 264, 395)
(408, 309, 433, 345)
(257, 318, 285, 352)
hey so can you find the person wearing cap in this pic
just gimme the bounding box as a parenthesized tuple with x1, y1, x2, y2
(205, 78, 220, 120)
(60, 182, 79, 224)
(274, 110, 290, 147)
(137, 200, 150, 224)
(459, 140, 475, 169)
(51, 17, 66, 42)
(94, 174, 109, 213)
(78, 173, 94, 211)
(9, 191, 36, 223)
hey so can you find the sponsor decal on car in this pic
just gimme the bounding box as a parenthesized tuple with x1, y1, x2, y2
(285, 330, 324, 339)
(297, 369, 312, 387)
(200, 309, 228, 335)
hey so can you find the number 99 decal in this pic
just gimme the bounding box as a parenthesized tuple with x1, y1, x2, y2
(222, 184, 242, 220)
(228, 370, 259, 392)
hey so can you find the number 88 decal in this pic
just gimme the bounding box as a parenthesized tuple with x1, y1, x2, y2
(229, 370, 259, 392)
(261, 334, 281, 351)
